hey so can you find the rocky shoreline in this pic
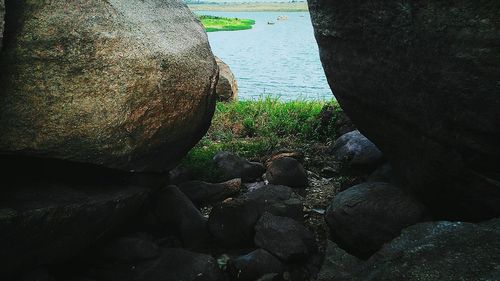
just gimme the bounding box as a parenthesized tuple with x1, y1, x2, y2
(0, 0, 499, 280)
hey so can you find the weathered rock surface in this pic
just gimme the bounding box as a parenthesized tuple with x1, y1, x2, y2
(0, 0, 218, 172)
(216, 57, 238, 102)
(146, 185, 208, 248)
(325, 182, 428, 259)
(254, 213, 317, 262)
(309, 0, 500, 220)
(361, 220, 500, 281)
(208, 185, 303, 247)
(329, 130, 383, 168)
(317, 240, 362, 281)
(91, 248, 223, 281)
(178, 178, 241, 206)
(213, 151, 266, 182)
(100, 235, 160, 263)
(0, 0, 4, 49)
(227, 249, 284, 281)
(266, 157, 308, 188)
(0, 184, 149, 277)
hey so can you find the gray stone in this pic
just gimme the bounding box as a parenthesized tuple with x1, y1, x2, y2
(309, 0, 500, 220)
(330, 130, 383, 167)
(208, 185, 303, 247)
(216, 57, 238, 102)
(317, 240, 362, 281)
(0, 0, 218, 172)
(266, 157, 308, 188)
(100, 235, 160, 263)
(361, 221, 500, 281)
(325, 182, 428, 259)
(227, 249, 284, 281)
(213, 151, 266, 182)
(254, 213, 317, 261)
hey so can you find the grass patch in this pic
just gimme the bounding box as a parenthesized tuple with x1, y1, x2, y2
(180, 96, 341, 182)
(199, 15, 256, 32)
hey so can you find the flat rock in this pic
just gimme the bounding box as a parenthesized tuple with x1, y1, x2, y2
(208, 185, 303, 247)
(309, 0, 500, 220)
(254, 213, 317, 262)
(0, 0, 217, 172)
(0, 183, 149, 278)
(325, 182, 428, 259)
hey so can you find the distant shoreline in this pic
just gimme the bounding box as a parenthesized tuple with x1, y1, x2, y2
(188, 2, 309, 12)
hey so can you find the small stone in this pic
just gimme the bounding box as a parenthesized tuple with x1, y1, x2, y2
(266, 157, 308, 188)
(227, 249, 284, 281)
(329, 130, 383, 167)
(213, 151, 266, 182)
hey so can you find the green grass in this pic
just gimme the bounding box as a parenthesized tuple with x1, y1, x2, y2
(199, 15, 256, 32)
(180, 96, 341, 182)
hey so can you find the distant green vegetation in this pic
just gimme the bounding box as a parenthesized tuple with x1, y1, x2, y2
(199, 15, 255, 32)
(189, 2, 308, 12)
(180, 96, 340, 181)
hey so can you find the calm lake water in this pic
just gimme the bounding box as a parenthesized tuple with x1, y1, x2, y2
(196, 11, 334, 101)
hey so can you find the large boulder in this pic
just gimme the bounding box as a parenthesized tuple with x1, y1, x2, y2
(0, 0, 4, 49)
(215, 57, 238, 102)
(325, 182, 428, 259)
(0, 0, 218, 172)
(0, 183, 150, 278)
(309, 0, 500, 220)
(317, 220, 500, 281)
(361, 220, 500, 281)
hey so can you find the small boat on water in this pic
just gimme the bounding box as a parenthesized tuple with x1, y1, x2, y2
(277, 15, 289, 21)
(267, 21, 275, 25)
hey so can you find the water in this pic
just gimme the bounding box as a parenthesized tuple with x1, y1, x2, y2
(197, 11, 334, 101)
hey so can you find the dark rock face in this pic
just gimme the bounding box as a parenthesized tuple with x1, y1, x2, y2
(325, 182, 428, 259)
(146, 186, 208, 248)
(0, 184, 149, 277)
(213, 151, 266, 182)
(254, 213, 317, 262)
(317, 240, 362, 281)
(0, 0, 218, 172)
(136, 248, 223, 281)
(100, 235, 160, 263)
(178, 178, 241, 206)
(215, 57, 238, 102)
(329, 130, 383, 168)
(92, 248, 223, 281)
(266, 157, 308, 188)
(227, 249, 284, 281)
(309, 0, 500, 220)
(208, 185, 303, 247)
(0, 0, 4, 49)
(361, 220, 500, 281)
